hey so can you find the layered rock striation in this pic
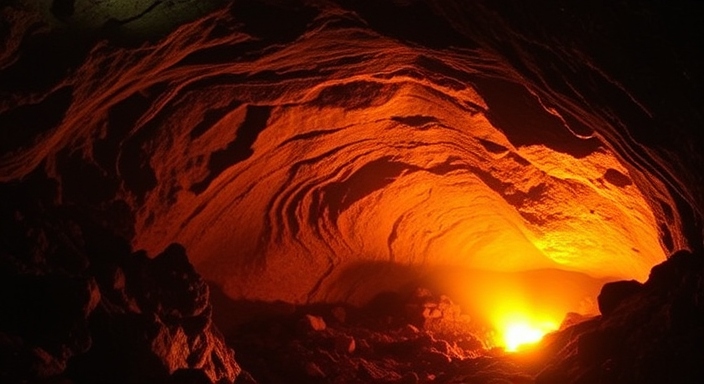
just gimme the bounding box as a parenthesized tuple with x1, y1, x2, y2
(2, 0, 703, 383)
(1, 0, 694, 307)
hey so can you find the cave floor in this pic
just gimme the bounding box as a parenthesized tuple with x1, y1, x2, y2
(226, 290, 556, 384)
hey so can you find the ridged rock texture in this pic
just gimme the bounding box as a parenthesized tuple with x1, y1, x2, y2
(1, 0, 703, 382)
(2, 0, 700, 305)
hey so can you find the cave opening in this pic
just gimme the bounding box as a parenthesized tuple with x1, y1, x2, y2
(1, 0, 703, 383)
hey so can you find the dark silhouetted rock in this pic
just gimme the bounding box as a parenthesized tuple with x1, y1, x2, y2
(0, 169, 244, 383)
(558, 312, 595, 330)
(170, 368, 213, 384)
(0, 272, 100, 381)
(597, 279, 643, 316)
(71, 244, 242, 384)
(647, 250, 704, 290)
(537, 250, 704, 384)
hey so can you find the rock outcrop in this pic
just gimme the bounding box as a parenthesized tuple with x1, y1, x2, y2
(597, 280, 643, 316)
(0, 173, 243, 383)
(69, 244, 242, 384)
(537, 250, 704, 384)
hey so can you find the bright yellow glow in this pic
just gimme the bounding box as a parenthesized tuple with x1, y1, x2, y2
(458, 273, 564, 353)
(428, 268, 602, 354)
(500, 316, 558, 352)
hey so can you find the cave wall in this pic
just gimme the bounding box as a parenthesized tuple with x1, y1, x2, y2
(1, 0, 701, 307)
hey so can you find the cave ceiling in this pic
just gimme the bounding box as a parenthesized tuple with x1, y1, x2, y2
(1, 0, 702, 305)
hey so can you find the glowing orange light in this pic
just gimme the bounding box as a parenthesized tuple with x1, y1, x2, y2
(478, 285, 559, 352)
(454, 268, 596, 354)
(500, 317, 557, 352)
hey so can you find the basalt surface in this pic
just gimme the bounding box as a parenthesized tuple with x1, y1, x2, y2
(1, 1, 703, 383)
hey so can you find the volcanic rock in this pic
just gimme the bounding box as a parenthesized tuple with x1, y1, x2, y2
(1, 0, 703, 383)
(358, 358, 402, 382)
(647, 250, 704, 290)
(2, 0, 689, 313)
(334, 334, 355, 354)
(537, 250, 704, 384)
(0, 172, 243, 383)
(597, 279, 643, 316)
(301, 314, 327, 332)
(71, 244, 241, 384)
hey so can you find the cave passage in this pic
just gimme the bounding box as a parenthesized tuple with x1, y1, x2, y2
(2, 1, 702, 383)
(2, 0, 676, 351)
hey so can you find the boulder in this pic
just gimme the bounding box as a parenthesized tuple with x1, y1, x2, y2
(300, 315, 327, 332)
(597, 280, 643, 316)
(71, 244, 242, 384)
(538, 250, 704, 383)
(647, 250, 704, 290)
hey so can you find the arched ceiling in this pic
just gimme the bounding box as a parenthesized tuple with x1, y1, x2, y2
(1, 0, 700, 307)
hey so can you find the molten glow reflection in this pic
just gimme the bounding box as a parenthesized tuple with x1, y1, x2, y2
(448, 268, 597, 352)
(499, 315, 558, 352)
(459, 274, 563, 352)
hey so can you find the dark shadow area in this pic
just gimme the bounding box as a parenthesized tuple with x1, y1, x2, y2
(480, 0, 704, 151)
(99, 85, 164, 171)
(229, 0, 317, 44)
(340, 0, 477, 49)
(323, 157, 408, 222)
(56, 148, 119, 206)
(0, 86, 73, 155)
(50, 0, 75, 19)
(0, 31, 91, 94)
(320, 156, 470, 224)
(603, 168, 633, 188)
(191, 105, 271, 194)
(190, 100, 244, 140)
(478, 138, 509, 155)
(114, 85, 179, 204)
(470, 77, 602, 159)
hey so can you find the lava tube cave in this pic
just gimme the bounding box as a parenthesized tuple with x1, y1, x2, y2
(1, 1, 703, 383)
